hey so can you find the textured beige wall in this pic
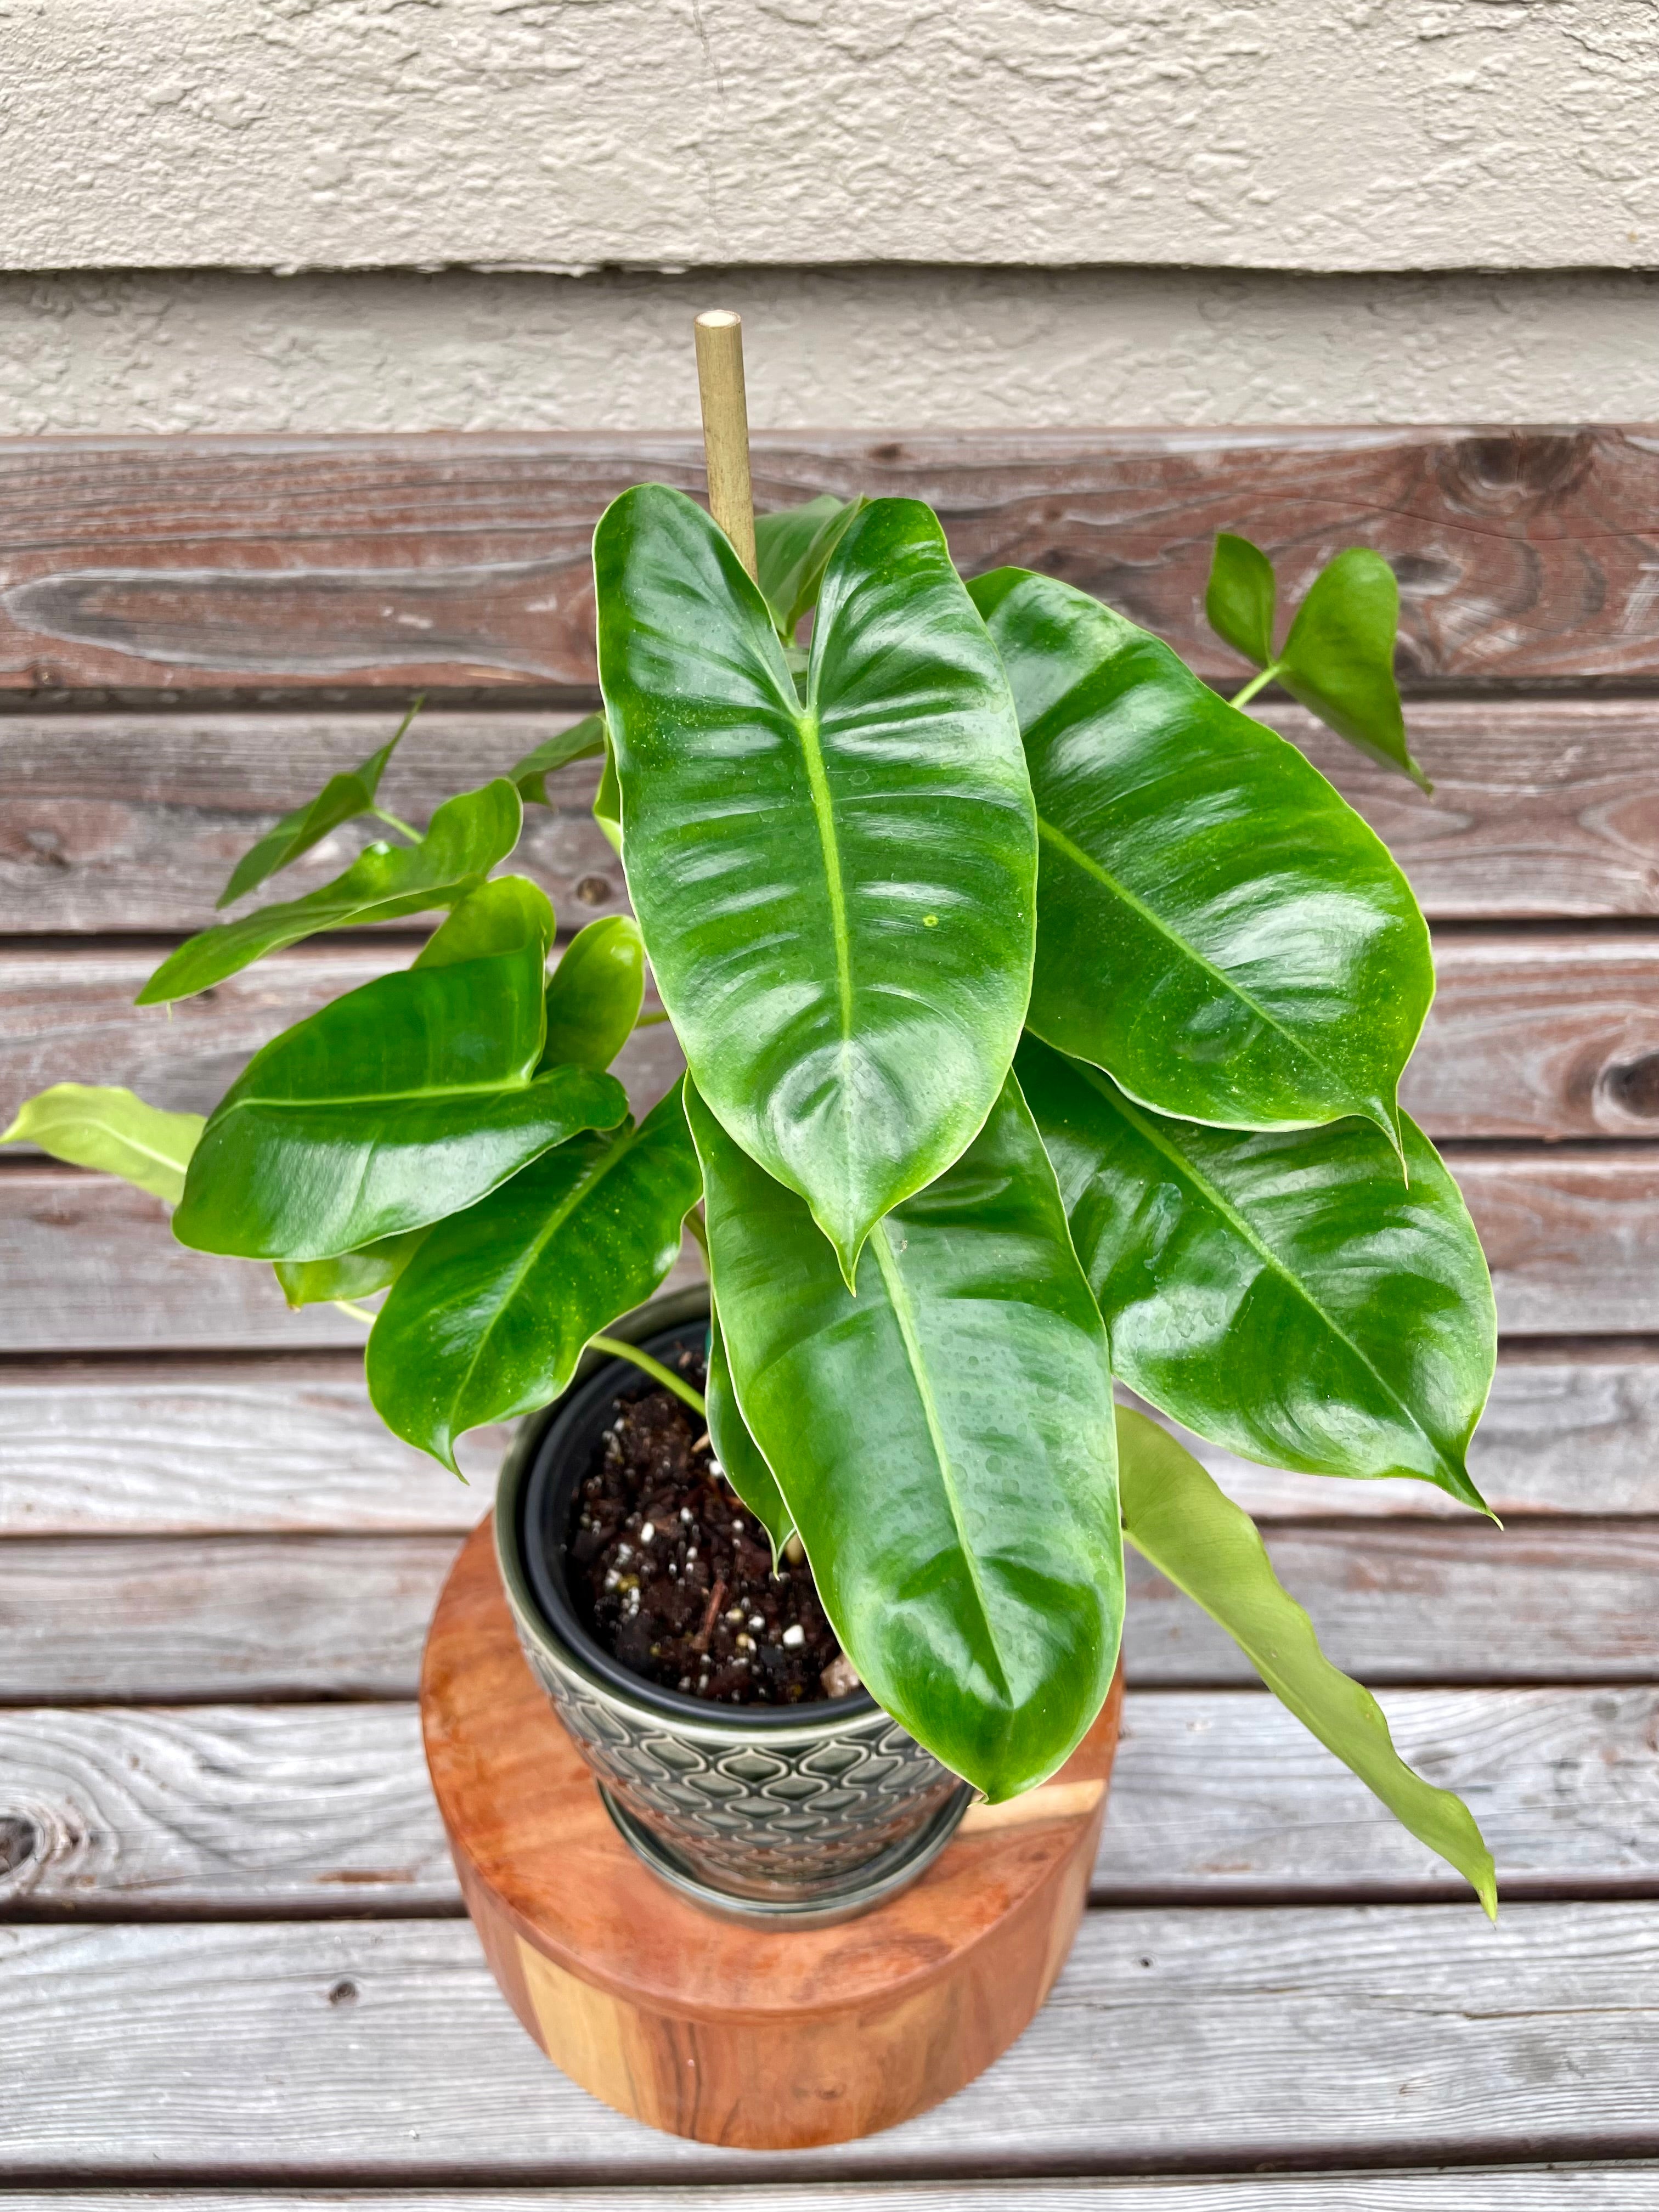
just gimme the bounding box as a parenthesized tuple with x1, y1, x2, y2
(4, 0, 1659, 274)
(4, 266, 1658, 435)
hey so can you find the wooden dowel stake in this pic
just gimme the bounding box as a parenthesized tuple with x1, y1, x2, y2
(694, 309, 758, 580)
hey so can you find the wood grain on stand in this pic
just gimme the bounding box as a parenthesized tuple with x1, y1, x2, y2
(3, 428, 1659, 692)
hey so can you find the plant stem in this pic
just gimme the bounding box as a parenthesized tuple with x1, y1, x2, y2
(684, 1205, 710, 1258)
(589, 1334, 708, 1418)
(370, 806, 422, 843)
(632, 1010, 672, 1028)
(1229, 665, 1279, 710)
(333, 1299, 379, 1325)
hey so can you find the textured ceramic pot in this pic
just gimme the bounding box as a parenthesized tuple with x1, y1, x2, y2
(494, 1289, 969, 1927)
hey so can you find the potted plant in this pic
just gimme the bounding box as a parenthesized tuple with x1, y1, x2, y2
(3, 347, 1498, 1932)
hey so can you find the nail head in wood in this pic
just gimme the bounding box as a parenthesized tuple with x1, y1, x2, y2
(693, 309, 759, 583)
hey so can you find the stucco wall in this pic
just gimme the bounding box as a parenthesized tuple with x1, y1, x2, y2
(2, 0, 1654, 432)
(5, 267, 1659, 434)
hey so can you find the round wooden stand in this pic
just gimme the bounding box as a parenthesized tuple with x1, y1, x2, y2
(421, 1517, 1124, 2149)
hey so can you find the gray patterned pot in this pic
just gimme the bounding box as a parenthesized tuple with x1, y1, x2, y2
(494, 1289, 969, 1928)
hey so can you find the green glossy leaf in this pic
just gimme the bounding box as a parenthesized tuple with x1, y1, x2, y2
(1116, 1406, 1497, 1916)
(173, 941, 628, 1260)
(139, 781, 524, 1006)
(1, 1084, 203, 1205)
(599, 484, 1035, 1283)
(754, 494, 865, 637)
(273, 1229, 429, 1309)
(218, 699, 421, 907)
(592, 726, 623, 858)
(540, 915, 645, 1071)
(1205, 532, 1276, 670)
(972, 566, 1431, 1144)
(366, 1080, 702, 1471)
(688, 1073, 1121, 1801)
(414, 876, 555, 970)
(509, 714, 607, 806)
(1279, 548, 1430, 793)
(1018, 1035, 1496, 1510)
(704, 1298, 794, 1562)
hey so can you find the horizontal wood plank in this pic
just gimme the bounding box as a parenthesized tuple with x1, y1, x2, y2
(5, 1347, 1657, 1538)
(0, 710, 629, 936)
(7, 1148, 1659, 1350)
(3, 2186, 1653, 2211)
(6, 699, 1659, 932)
(8, 932, 1659, 1148)
(3, 1904, 1658, 2172)
(5, 1522, 1656, 1705)
(5, 1688, 1656, 1916)
(4, 428, 1659, 695)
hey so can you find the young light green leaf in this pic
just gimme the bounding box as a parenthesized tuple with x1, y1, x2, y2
(689, 1073, 1121, 1802)
(1, 1084, 204, 1206)
(972, 566, 1431, 1146)
(592, 726, 623, 857)
(1019, 1035, 1496, 1511)
(173, 940, 627, 1260)
(217, 699, 422, 907)
(273, 1228, 430, 1310)
(414, 876, 555, 969)
(599, 485, 1035, 1286)
(1205, 532, 1277, 671)
(1279, 548, 1431, 793)
(366, 1081, 702, 1471)
(140, 781, 524, 1006)
(705, 1298, 794, 1562)
(754, 494, 866, 638)
(509, 714, 608, 806)
(1116, 1406, 1497, 1917)
(540, 915, 645, 1071)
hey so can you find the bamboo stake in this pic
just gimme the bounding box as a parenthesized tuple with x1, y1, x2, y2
(693, 309, 758, 581)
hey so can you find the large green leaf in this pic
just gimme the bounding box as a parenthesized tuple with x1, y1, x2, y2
(688, 1073, 1120, 1801)
(1018, 1035, 1495, 1510)
(1, 1084, 203, 1205)
(274, 1229, 428, 1310)
(173, 940, 627, 1260)
(1116, 1406, 1497, 1916)
(1279, 548, 1430, 793)
(704, 1297, 794, 1561)
(139, 781, 523, 1006)
(509, 714, 607, 806)
(414, 876, 554, 969)
(971, 566, 1431, 1144)
(366, 1081, 702, 1470)
(754, 494, 865, 638)
(599, 485, 1035, 1284)
(540, 915, 644, 1071)
(217, 699, 421, 907)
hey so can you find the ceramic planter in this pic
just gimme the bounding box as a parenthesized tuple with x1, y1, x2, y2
(494, 1288, 970, 1927)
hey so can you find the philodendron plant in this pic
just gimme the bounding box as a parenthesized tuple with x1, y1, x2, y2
(4, 496, 1498, 1912)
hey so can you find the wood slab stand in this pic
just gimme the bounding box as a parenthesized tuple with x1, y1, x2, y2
(421, 1516, 1124, 2149)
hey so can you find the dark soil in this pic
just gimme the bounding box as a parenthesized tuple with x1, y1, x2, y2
(565, 1350, 851, 1706)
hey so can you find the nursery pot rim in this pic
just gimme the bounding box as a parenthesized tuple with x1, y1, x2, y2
(494, 1286, 882, 1743)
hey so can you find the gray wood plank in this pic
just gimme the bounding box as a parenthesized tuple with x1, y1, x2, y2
(5, 699, 1659, 932)
(5, 1688, 1657, 1916)
(5, 1347, 1657, 1540)
(0, 1536, 461, 1702)
(3, 1905, 1658, 2172)
(4, 1522, 1655, 1705)
(7, 932, 1659, 1150)
(8, 2180, 1656, 2209)
(1452, 1147, 1659, 1336)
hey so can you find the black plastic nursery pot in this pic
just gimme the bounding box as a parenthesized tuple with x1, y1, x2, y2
(493, 1288, 970, 1929)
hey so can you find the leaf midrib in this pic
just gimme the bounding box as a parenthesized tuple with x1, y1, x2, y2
(868, 1221, 1012, 1703)
(1084, 1064, 1459, 1487)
